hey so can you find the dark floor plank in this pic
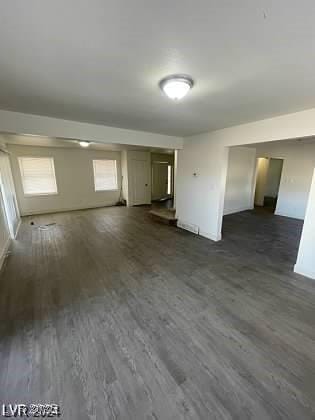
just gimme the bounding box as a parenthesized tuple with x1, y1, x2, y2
(0, 206, 314, 419)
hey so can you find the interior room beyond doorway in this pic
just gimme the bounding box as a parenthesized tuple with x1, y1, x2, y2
(223, 137, 315, 276)
(151, 152, 174, 203)
(255, 157, 284, 213)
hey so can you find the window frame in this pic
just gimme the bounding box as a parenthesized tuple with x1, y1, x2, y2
(18, 156, 58, 197)
(92, 159, 118, 192)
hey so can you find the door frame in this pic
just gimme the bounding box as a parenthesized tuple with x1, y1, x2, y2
(0, 172, 15, 238)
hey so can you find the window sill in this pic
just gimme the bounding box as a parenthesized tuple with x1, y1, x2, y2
(23, 192, 59, 197)
(94, 189, 119, 192)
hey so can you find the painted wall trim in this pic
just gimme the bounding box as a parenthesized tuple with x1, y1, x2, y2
(0, 220, 21, 273)
(0, 236, 11, 273)
(14, 219, 21, 238)
(20, 202, 118, 217)
(177, 219, 222, 241)
(223, 206, 254, 216)
(199, 230, 222, 242)
(0, 110, 183, 150)
(294, 264, 315, 280)
(294, 168, 315, 279)
(177, 219, 199, 234)
(274, 210, 303, 221)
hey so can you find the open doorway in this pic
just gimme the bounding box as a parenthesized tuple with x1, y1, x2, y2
(149, 151, 176, 223)
(254, 157, 284, 213)
(222, 138, 315, 273)
(151, 152, 174, 207)
(152, 162, 172, 201)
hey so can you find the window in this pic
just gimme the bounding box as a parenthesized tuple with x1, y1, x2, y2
(18, 157, 58, 196)
(93, 159, 118, 191)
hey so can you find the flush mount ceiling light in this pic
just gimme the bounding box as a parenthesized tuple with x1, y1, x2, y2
(78, 141, 90, 148)
(159, 74, 194, 100)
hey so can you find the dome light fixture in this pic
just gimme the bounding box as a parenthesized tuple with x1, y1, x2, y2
(78, 141, 90, 148)
(159, 74, 194, 100)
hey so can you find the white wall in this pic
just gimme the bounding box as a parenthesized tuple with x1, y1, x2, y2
(254, 158, 270, 206)
(265, 158, 283, 198)
(0, 184, 10, 270)
(255, 142, 315, 220)
(8, 144, 122, 216)
(121, 150, 129, 204)
(295, 169, 315, 280)
(223, 147, 256, 215)
(176, 108, 315, 242)
(223, 144, 309, 219)
(0, 152, 20, 235)
(0, 138, 20, 270)
(176, 136, 228, 240)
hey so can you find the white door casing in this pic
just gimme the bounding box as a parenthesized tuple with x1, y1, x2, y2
(0, 153, 20, 237)
(152, 162, 168, 200)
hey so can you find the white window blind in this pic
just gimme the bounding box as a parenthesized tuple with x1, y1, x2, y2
(18, 157, 58, 195)
(93, 159, 118, 191)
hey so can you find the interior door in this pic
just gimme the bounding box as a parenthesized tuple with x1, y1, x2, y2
(132, 159, 149, 205)
(152, 162, 168, 200)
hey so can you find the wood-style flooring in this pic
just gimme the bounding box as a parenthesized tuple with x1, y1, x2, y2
(0, 206, 314, 419)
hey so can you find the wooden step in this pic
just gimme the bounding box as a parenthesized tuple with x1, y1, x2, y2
(149, 208, 177, 225)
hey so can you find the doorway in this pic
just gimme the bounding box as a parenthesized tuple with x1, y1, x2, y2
(151, 161, 173, 201)
(254, 157, 284, 213)
(222, 140, 315, 278)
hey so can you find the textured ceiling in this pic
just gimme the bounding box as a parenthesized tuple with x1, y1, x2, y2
(1, 1, 315, 136)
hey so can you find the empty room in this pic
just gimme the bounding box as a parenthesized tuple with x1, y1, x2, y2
(0, 2, 315, 419)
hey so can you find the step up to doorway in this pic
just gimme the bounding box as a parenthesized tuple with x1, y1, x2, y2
(149, 208, 177, 225)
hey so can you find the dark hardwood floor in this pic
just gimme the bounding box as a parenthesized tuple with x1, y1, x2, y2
(0, 207, 314, 419)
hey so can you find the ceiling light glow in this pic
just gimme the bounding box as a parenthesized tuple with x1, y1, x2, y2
(159, 75, 194, 100)
(79, 141, 90, 148)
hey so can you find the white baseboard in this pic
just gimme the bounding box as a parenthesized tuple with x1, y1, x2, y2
(0, 236, 11, 272)
(14, 219, 21, 238)
(199, 230, 222, 242)
(177, 219, 222, 242)
(177, 219, 199, 234)
(21, 202, 117, 216)
(223, 206, 253, 216)
(294, 264, 315, 280)
(274, 210, 304, 221)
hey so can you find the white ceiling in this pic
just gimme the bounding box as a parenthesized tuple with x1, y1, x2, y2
(1, 1, 315, 136)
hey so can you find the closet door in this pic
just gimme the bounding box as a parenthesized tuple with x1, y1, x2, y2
(131, 159, 150, 205)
